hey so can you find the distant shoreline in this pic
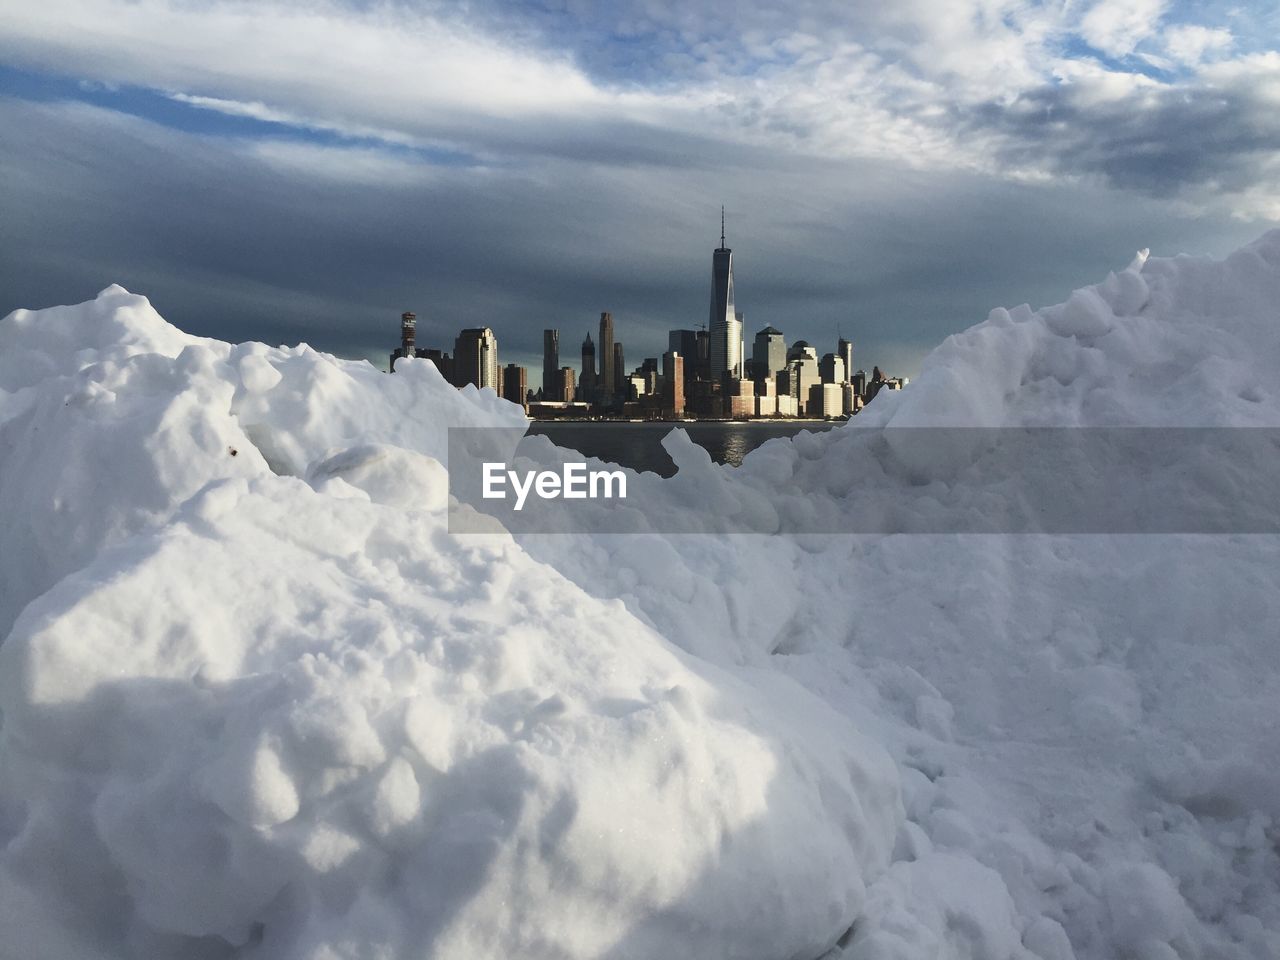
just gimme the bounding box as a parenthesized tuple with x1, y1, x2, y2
(527, 417, 845, 425)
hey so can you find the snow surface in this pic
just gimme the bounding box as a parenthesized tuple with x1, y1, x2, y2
(1, 234, 1279, 960)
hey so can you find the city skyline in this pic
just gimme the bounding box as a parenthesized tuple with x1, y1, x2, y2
(3, 4, 1278, 381)
(393, 221, 901, 419)
(390, 210, 901, 394)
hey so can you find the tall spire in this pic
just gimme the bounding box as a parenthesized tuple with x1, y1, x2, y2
(720, 205, 725, 248)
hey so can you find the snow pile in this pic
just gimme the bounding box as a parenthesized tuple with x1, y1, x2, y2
(3, 232, 1280, 960)
(0, 284, 521, 639)
(0, 287, 898, 960)
(512, 233, 1280, 959)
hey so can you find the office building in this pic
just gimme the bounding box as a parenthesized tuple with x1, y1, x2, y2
(752, 326, 786, 387)
(662, 351, 685, 416)
(542, 330, 560, 401)
(708, 209, 742, 381)
(852, 369, 867, 398)
(502, 364, 528, 410)
(613, 342, 625, 399)
(555, 367, 576, 404)
(453, 327, 499, 390)
(580, 332, 597, 400)
(670, 329, 710, 383)
(808, 382, 844, 418)
(819, 353, 846, 385)
(599, 312, 615, 399)
(783, 341, 820, 413)
(838, 338, 854, 384)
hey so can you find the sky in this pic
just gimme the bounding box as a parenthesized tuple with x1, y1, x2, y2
(1, 1, 1279, 385)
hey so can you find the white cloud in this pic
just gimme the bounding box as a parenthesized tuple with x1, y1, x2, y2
(0, 0, 1277, 217)
(0, 1, 693, 139)
(1162, 24, 1233, 67)
(1079, 0, 1169, 58)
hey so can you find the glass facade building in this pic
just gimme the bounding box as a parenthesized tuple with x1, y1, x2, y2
(709, 240, 741, 381)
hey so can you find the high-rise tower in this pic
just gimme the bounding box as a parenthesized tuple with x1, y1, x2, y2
(838, 337, 854, 385)
(580, 332, 597, 400)
(453, 327, 499, 390)
(709, 207, 741, 381)
(543, 329, 560, 400)
(753, 326, 786, 385)
(598, 311, 615, 399)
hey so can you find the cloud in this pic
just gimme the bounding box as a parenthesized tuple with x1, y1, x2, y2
(1, 0, 1277, 208)
(1079, 0, 1169, 58)
(1, 95, 1265, 385)
(1162, 24, 1233, 67)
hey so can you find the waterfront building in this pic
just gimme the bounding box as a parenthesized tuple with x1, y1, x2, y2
(842, 383, 857, 415)
(453, 327, 499, 390)
(708, 209, 742, 381)
(527, 400, 592, 419)
(808, 382, 844, 418)
(613, 342, 625, 400)
(755, 394, 778, 417)
(556, 366, 576, 404)
(662, 351, 685, 417)
(725, 378, 754, 419)
(784, 341, 820, 413)
(502, 364, 528, 410)
(542, 329, 560, 401)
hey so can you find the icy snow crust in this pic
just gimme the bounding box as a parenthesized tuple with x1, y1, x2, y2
(1, 234, 1279, 960)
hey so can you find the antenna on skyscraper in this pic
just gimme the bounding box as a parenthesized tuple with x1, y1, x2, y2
(720, 206, 725, 247)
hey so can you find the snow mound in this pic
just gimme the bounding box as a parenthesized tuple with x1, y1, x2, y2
(0, 287, 522, 639)
(858, 234, 1280, 430)
(0, 288, 899, 960)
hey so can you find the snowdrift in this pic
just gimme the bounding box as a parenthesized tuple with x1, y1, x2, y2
(2, 233, 1279, 960)
(0, 287, 897, 960)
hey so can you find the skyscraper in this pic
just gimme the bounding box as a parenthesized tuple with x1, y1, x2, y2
(753, 326, 786, 385)
(662, 350, 685, 417)
(613, 342, 625, 399)
(556, 367, 576, 404)
(502, 363, 527, 410)
(598, 311, 615, 400)
(819, 353, 846, 384)
(390, 311, 421, 371)
(709, 208, 741, 381)
(543, 329, 560, 400)
(838, 338, 854, 385)
(453, 327, 499, 390)
(580, 332, 597, 400)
